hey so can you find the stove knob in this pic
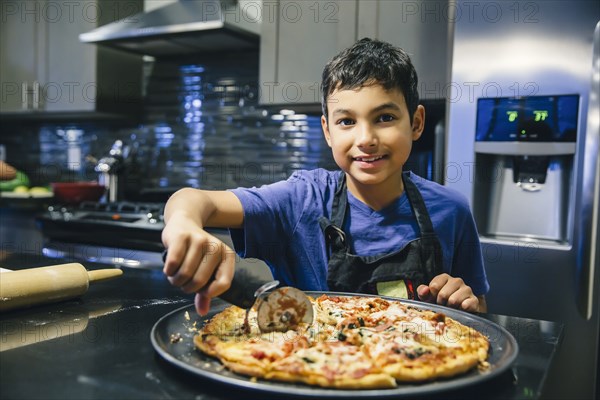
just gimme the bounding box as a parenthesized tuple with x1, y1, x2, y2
(47, 206, 60, 219)
(147, 212, 158, 224)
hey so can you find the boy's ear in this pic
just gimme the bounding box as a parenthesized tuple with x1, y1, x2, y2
(321, 115, 333, 147)
(411, 105, 425, 141)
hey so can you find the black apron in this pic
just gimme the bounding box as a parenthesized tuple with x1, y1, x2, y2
(319, 172, 443, 299)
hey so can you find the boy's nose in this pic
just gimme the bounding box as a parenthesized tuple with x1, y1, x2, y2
(356, 124, 377, 147)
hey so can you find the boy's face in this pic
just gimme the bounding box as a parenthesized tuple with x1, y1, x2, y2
(321, 84, 424, 197)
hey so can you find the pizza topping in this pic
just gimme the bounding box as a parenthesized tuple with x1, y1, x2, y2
(252, 350, 267, 360)
(433, 312, 446, 323)
(435, 321, 446, 335)
(241, 309, 252, 334)
(352, 368, 371, 379)
(371, 322, 393, 332)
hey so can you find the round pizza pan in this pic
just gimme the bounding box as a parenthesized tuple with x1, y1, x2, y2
(150, 292, 518, 398)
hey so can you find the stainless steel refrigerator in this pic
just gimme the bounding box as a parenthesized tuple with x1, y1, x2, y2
(445, 1, 600, 398)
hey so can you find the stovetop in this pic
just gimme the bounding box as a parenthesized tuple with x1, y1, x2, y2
(48, 200, 163, 225)
(37, 201, 165, 252)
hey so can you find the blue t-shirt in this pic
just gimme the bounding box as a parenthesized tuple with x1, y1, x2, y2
(229, 169, 489, 296)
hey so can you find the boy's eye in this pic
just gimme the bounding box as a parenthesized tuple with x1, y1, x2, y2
(377, 114, 395, 123)
(336, 118, 355, 126)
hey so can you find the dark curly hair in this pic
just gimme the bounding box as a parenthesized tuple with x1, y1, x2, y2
(321, 38, 419, 124)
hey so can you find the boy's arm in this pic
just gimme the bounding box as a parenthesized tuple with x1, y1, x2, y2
(162, 188, 244, 314)
(164, 187, 244, 229)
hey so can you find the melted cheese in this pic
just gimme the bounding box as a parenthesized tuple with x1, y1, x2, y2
(368, 303, 408, 322)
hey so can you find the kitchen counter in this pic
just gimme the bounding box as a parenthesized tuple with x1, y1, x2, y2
(0, 252, 563, 400)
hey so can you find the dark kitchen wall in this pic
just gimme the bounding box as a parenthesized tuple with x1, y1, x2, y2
(129, 50, 337, 201)
(0, 118, 136, 187)
(0, 50, 337, 200)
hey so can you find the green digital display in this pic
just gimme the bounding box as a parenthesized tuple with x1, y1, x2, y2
(506, 111, 518, 122)
(506, 110, 549, 122)
(533, 110, 548, 121)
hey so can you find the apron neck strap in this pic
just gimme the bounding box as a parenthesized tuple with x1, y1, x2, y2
(331, 172, 436, 237)
(401, 172, 436, 236)
(330, 172, 347, 227)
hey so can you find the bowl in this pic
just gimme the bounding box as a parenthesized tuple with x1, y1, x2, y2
(51, 182, 106, 204)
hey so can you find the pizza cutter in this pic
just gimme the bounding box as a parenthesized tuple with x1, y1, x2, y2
(255, 286, 314, 333)
(162, 251, 313, 332)
(213, 270, 314, 332)
(216, 271, 314, 332)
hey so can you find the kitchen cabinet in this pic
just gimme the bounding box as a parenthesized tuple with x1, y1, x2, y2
(0, 1, 42, 112)
(259, 0, 358, 105)
(259, 0, 449, 105)
(359, 0, 450, 102)
(0, 0, 143, 115)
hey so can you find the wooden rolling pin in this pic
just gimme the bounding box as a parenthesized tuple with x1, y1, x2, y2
(0, 263, 123, 312)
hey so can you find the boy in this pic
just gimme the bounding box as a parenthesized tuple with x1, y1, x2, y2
(162, 38, 489, 316)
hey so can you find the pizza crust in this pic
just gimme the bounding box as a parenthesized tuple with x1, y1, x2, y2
(266, 369, 398, 389)
(381, 350, 481, 382)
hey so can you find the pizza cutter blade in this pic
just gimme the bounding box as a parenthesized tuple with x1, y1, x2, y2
(256, 286, 314, 333)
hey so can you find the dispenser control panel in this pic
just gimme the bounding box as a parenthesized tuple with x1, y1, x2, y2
(476, 94, 579, 142)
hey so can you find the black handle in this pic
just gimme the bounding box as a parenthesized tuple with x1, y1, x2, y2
(162, 250, 274, 309)
(219, 269, 276, 309)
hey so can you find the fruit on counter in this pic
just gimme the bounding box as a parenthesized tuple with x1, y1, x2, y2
(29, 186, 51, 194)
(0, 171, 30, 191)
(13, 185, 29, 193)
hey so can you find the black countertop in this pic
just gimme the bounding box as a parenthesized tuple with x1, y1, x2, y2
(0, 252, 563, 400)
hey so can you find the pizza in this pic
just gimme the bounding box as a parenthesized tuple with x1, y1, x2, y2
(194, 294, 490, 389)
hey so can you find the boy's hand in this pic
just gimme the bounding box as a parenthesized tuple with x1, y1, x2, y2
(416, 273, 485, 313)
(161, 213, 236, 315)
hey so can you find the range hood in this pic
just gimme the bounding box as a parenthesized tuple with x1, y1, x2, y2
(79, 0, 260, 57)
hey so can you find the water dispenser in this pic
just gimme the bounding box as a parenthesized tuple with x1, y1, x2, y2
(472, 94, 579, 244)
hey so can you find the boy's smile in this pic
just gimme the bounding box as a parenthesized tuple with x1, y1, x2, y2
(321, 83, 425, 209)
